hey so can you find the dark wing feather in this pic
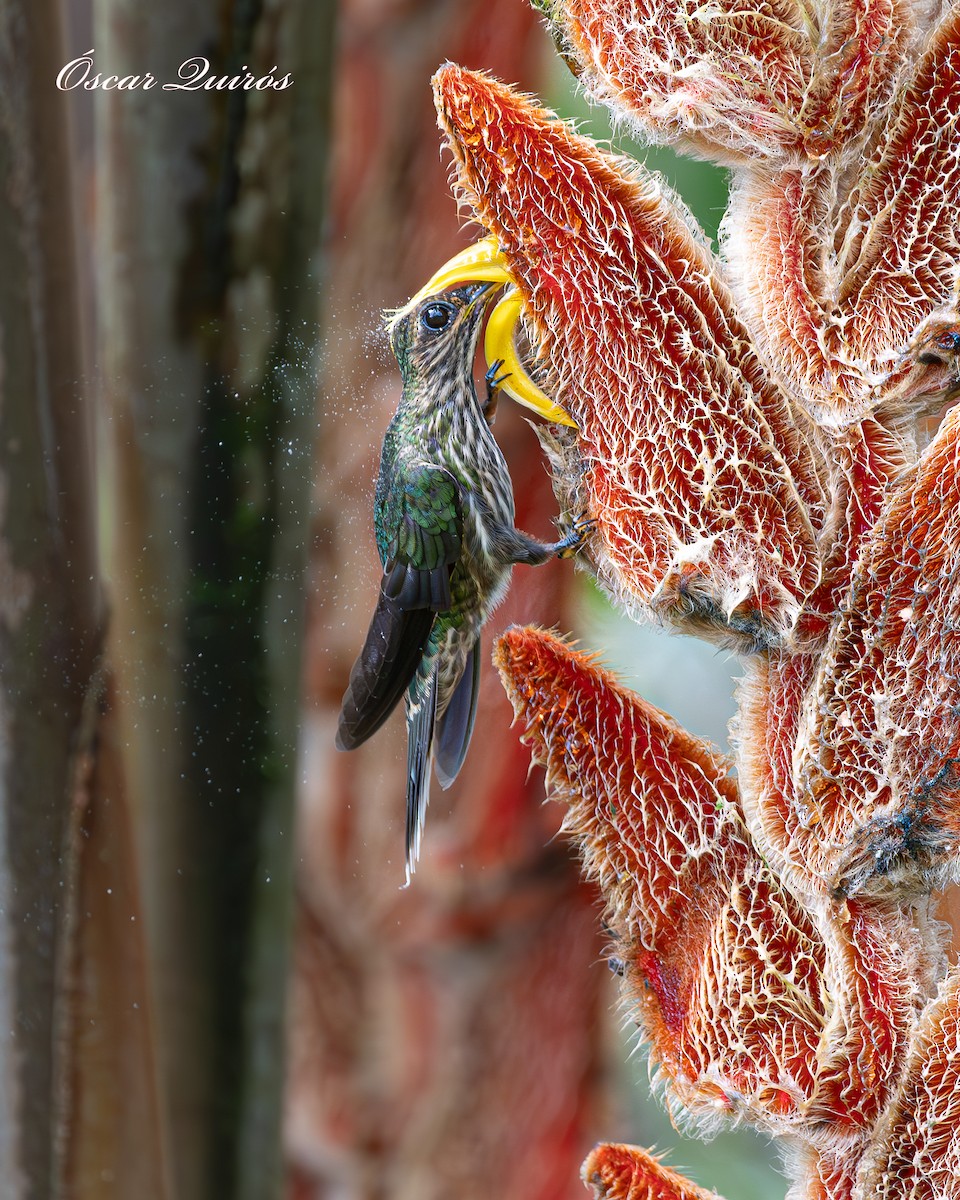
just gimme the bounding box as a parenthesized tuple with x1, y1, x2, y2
(336, 464, 462, 752)
(335, 599, 434, 750)
(434, 635, 481, 788)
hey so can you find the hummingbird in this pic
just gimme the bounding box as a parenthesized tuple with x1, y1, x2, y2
(336, 281, 587, 883)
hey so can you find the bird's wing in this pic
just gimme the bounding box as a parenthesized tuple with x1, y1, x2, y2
(434, 635, 481, 788)
(335, 597, 435, 751)
(380, 463, 463, 611)
(336, 465, 463, 751)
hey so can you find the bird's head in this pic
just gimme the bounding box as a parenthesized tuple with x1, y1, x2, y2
(388, 282, 495, 385)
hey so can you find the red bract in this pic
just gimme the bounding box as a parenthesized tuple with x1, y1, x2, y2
(581, 1142, 723, 1199)
(496, 630, 924, 1142)
(434, 66, 826, 650)
(430, 2, 960, 1195)
(553, 0, 908, 163)
(797, 403, 960, 899)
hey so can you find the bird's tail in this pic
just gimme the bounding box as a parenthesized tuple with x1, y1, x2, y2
(404, 663, 438, 886)
(434, 635, 480, 788)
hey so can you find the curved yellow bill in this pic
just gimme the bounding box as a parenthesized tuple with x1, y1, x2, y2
(484, 292, 578, 427)
(410, 237, 513, 304)
(410, 238, 579, 429)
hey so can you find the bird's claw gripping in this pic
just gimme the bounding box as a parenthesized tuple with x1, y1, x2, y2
(556, 512, 595, 559)
(485, 357, 511, 395)
(410, 238, 578, 429)
(484, 357, 510, 423)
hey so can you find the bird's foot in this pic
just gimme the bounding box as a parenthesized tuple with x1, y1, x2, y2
(484, 358, 510, 424)
(555, 512, 595, 559)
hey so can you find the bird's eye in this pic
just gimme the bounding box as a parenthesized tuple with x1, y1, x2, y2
(421, 302, 454, 333)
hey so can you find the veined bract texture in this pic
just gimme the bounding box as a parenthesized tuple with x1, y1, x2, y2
(430, 2, 960, 1196)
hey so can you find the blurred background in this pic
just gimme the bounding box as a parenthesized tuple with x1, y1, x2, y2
(1, 1, 779, 1197)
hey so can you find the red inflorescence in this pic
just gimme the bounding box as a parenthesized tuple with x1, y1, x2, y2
(432, 3, 960, 1196)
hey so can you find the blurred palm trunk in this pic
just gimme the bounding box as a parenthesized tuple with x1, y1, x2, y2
(91, 5, 336, 1197)
(0, 3, 102, 1195)
(72, 2, 334, 1198)
(291, 3, 608, 1197)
